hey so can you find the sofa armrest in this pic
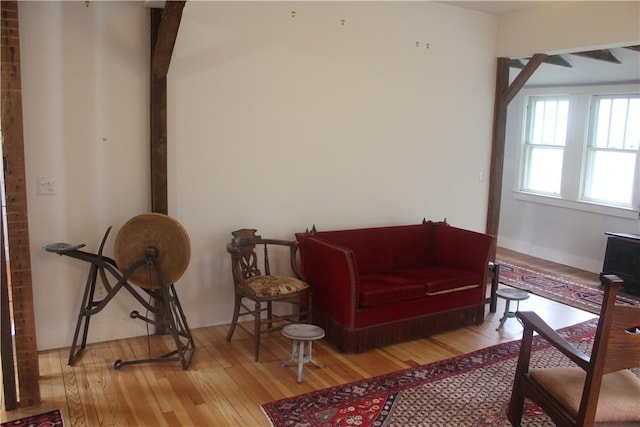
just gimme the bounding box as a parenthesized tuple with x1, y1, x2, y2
(436, 226, 493, 277)
(297, 236, 359, 328)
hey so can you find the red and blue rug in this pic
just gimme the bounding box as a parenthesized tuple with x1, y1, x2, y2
(262, 319, 639, 426)
(497, 259, 640, 314)
(1, 409, 63, 427)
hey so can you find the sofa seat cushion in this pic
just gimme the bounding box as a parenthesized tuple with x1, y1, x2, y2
(359, 274, 426, 307)
(394, 266, 480, 295)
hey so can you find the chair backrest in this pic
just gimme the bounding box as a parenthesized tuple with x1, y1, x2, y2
(228, 229, 265, 279)
(580, 274, 640, 421)
(591, 275, 640, 374)
(227, 229, 302, 282)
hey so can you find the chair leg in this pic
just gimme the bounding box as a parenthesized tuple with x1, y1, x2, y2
(507, 379, 525, 426)
(254, 300, 262, 362)
(267, 301, 273, 329)
(226, 294, 242, 342)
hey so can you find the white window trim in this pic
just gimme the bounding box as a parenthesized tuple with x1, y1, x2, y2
(513, 83, 640, 220)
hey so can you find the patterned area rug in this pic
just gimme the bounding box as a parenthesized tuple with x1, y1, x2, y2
(262, 319, 639, 426)
(1, 409, 63, 427)
(496, 259, 640, 314)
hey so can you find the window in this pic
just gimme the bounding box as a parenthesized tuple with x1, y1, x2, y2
(583, 96, 640, 207)
(516, 85, 640, 217)
(522, 96, 569, 195)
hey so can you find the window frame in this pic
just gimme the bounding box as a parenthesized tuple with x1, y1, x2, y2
(520, 95, 570, 196)
(513, 84, 640, 220)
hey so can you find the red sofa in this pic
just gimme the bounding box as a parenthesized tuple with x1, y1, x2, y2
(295, 221, 493, 353)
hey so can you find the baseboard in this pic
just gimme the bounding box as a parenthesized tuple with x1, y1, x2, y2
(497, 237, 602, 274)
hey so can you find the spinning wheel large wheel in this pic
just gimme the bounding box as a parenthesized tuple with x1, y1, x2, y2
(114, 213, 191, 289)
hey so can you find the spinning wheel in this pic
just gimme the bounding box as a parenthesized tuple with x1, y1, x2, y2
(114, 213, 190, 289)
(45, 213, 196, 370)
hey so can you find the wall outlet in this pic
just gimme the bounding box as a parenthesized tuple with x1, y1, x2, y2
(36, 177, 56, 195)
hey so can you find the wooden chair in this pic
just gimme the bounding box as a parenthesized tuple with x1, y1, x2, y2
(226, 229, 311, 361)
(508, 275, 640, 426)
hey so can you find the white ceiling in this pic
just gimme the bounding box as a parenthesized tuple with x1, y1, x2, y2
(438, 1, 556, 15)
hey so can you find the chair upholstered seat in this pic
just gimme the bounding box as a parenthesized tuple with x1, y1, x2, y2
(245, 275, 309, 298)
(530, 367, 640, 423)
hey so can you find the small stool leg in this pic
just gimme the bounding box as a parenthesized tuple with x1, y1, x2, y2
(496, 299, 512, 331)
(308, 341, 324, 368)
(297, 340, 305, 383)
(281, 339, 299, 368)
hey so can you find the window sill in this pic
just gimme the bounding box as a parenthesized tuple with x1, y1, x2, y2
(512, 191, 639, 220)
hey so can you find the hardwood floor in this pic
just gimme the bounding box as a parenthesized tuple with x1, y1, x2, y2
(1, 249, 598, 426)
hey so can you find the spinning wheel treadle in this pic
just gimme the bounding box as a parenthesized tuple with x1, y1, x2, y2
(114, 213, 190, 289)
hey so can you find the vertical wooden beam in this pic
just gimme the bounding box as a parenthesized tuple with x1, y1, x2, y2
(150, 2, 184, 216)
(486, 54, 547, 259)
(150, 8, 168, 215)
(486, 58, 510, 260)
(150, 3, 184, 333)
(1, 0, 41, 407)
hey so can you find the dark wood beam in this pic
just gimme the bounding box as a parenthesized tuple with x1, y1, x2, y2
(509, 58, 525, 69)
(150, 3, 184, 334)
(150, 2, 184, 215)
(151, 1, 185, 76)
(150, 5, 168, 215)
(486, 54, 547, 259)
(486, 58, 510, 260)
(544, 55, 572, 67)
(571, 49, 621, 64)
(502, 53, 547, 107)
(1, 0, 40, 408)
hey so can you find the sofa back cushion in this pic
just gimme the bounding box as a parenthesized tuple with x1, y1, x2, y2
(309, 224, 436, 275)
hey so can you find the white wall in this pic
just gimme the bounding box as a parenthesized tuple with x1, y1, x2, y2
(19, 1, 151, 350)
(496, 1, 640, 272)
(167, 1, 497, 331)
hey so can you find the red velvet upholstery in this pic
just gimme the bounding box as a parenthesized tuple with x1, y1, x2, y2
(296, 222, 493, 353)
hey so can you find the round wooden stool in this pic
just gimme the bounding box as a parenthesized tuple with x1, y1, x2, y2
(281, 324, 325, 383)
(496, 288, 529, 331)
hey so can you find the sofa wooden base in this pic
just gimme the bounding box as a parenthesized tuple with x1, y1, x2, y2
(314, 304, 485, 353)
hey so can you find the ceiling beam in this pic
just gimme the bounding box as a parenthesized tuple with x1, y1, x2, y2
(571, 49, 621, 64)
(151, 1, 185, 76)
(509, 59, 525, 69)
(544, 55, 572, 68)
(502, 54, 547, 107)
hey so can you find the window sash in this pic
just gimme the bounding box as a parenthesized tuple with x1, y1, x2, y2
(583, 95, 640, 208)
(521, 96, 569, 195)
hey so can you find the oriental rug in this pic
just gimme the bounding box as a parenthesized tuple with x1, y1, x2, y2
(0, 409, 63, 427)
(262, 319, 640, 427)
(496, 259, 640, 315)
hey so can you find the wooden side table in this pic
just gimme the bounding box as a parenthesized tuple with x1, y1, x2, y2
(281, 324, 325, 383)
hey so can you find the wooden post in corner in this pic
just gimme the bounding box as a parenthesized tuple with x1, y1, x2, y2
(486, 54, 547, 260)
(486, 58, 510, 260)
(150, 1, 184, 215)
(1, 0, 41, 407)
(149, 2, 184, 333)
(150, 7, 168, 215)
